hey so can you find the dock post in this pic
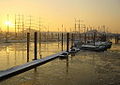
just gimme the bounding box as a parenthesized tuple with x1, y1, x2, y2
(93, 32, 96, 46)
(39, 32, 42, 59)
(84, 33, 86, 44)
(61, 33, 64, 51)
(58, 32, 60, 48)
(115, 35, 119, 44)
(34, 32, 37, 60)
(71, 33, 74, 47)
(67, 33, 69, 52)
(27, 32, 30, 62)
(79, 33, 81, 41)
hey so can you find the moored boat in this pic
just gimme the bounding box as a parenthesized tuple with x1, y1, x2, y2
(79, 44, 107, 52)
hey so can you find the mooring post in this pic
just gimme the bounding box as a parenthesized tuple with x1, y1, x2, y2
(27, 32, 30, 62)
(61, 33, 64, 51)
(58, 32, 60, 48)
(67, 33, 69, 52)
(79, 32, 81, 41)
(34, 32, 37, 60)
(115, 35, 119, 44)
(115, 36, 116, 44)
(39, 32, 42, 59)
(93, 32, 96, 46)
(84, 33, 86, 44)
(71, 33, 74, 47)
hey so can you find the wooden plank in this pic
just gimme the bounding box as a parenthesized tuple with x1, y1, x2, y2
(0, 51, 65, 81)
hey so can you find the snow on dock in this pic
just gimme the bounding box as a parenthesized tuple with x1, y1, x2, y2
(0, 51, 65, 81)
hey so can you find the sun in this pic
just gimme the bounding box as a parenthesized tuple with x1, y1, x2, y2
(5, 21, 13, 26)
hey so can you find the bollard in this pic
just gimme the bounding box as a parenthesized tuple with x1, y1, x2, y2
(27, 32, 30, 62)
(34, 32, 37, 60)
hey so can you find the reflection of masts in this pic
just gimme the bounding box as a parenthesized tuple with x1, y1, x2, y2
(6, 14, 9, 42)
(6, 47, 10, 68)
(22, 44, 25, 63)
(66, 57, 69, 74)
(14, 43, 17, 65)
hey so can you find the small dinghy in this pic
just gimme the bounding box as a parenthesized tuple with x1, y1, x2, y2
(58, 52, 69, 59)
(69, 47, 80, 54)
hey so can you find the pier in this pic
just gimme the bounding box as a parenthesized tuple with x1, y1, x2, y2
(0, 51, 66, 81)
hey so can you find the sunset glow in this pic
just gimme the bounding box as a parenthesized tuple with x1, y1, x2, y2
(5, 21, 13, 26)
(0, 0, 119, 32)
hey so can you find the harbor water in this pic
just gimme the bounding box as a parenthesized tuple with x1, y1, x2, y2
(0, 42, 120, 85)
(0, 42, 65, 70)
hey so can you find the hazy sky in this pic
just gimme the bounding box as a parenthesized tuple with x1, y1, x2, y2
(0, 0, 120, 32)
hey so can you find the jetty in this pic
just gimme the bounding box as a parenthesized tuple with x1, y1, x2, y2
(0, 51, 66, 81)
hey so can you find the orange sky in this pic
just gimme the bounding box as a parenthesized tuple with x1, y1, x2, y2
(0, 0, 120, 33)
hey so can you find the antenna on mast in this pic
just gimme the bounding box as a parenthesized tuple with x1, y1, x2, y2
(74, 18, 76, 33)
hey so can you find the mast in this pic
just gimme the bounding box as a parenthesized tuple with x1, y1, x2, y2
(29, 16, 32, 33)
(22, 15, 24, 39)
(78, 19, 81, 41)
(74, 18, 77, 33)
(15, 14, 17, 39)
(6, 14, 9, 42)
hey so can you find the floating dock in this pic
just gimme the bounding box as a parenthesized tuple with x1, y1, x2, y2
(0, 51, 65, 81)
